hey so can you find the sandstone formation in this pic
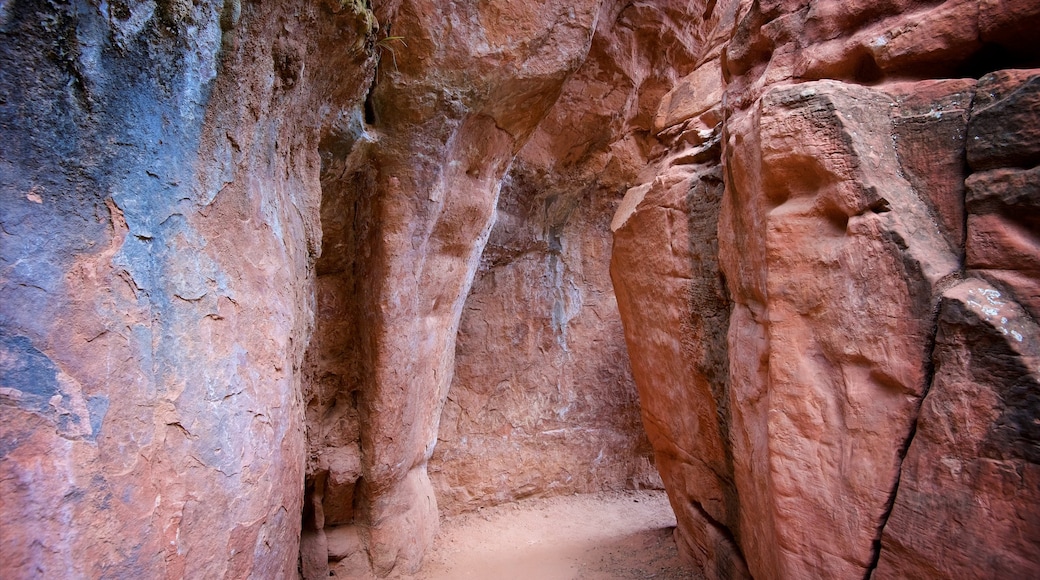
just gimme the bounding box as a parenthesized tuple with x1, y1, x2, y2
(429, 0, 716, 515)
(611, 1, 1040, 578)
(1, 0, 344, 575)
(3, 0, 660, 577)
(2, 0, 1039, 578)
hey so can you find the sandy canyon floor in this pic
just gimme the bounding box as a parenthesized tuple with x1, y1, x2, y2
(331, 490, 700, 579)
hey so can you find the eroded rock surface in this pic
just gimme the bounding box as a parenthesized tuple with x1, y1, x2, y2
(3, 0, 1039, 578)
(611, 1, 1039, 579)
(429, 0, 716, 516)
(0, 0, 375, 576)
(875, 279, 1040, 578)
(300, 0, 633, 576)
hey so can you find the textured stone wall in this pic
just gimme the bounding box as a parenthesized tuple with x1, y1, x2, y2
(612, 0, 1040, 578)
(3, 0, 1039, 578)
(0, 0, 368, 575)
(2, 0, 665, 576)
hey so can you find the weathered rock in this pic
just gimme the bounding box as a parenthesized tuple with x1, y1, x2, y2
(875, 280, 1040, 578)
(717, 80, 959, 579)
(303, 0, 608, 575)
(614, 2, 1040, 578)
(612, 162, 748, 580)
(979, 0, 1040, 60)
(964, 70, 1040, 325)
(5, 0, 1040, 578)
(888, 79, 975, 253)
(0, 0, 375, 575)
(965, 169, 1040, 310)
(967, 69, 1040, 171)
(430, 163, 659, 513)
(654, 60, 725, 135)
(428, 0, 716, 518)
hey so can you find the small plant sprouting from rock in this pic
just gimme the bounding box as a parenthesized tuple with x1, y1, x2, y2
(374, 35, 407, 70)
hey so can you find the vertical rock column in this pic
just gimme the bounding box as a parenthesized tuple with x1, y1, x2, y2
(305, 0, 603, 574)
(610, 56, 745, 578)
(359, 113, 516, 574)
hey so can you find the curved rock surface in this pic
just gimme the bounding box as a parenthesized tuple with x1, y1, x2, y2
(2, 0, 1039, 578)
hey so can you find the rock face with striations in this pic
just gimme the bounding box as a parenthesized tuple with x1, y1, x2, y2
(3, 0, 1039, 578)
(0, 0, 370, 575)
(612, 1, 1040, 578)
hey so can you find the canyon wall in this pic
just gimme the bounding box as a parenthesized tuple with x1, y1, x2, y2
(0, 0, 352, 575)
(2, 0, 659, 577)
(2, 0, 1038, 578)
(612, 0, 1040, 578)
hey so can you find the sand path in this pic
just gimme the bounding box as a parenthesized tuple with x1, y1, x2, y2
(331, 490, 700, 579)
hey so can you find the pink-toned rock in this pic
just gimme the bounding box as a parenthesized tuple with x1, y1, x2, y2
(886, 79, 975, 252)
(302, 0, 606, 575)
(964, 70, 1040, 324)
(612, 161, 749, 580)
(0, 1, 380, 576)
(968, 212, 1040, 276)
(875, 279, 1040, 578)
(429, 0, 728, 521)
(619, 4, 1040, 576)
(430, 163, 660, 513)
(654, 60, 725, 134)
(6, 2, 1040, 579)
(326, 525, 363, 561)
(718, 80, 959, 580)
(864, 0, 982, 76)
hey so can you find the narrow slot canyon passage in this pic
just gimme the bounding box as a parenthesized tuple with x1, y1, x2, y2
(298, 1, 695, 577)
(301, 75, 672, 578)
(2, 0, 1038, 579)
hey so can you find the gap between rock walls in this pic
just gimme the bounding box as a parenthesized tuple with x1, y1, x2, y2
(297, 0, 661, 577)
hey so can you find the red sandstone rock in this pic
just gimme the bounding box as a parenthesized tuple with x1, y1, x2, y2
(613, 4, 1040, 578)
(979, 0, 1040, 59)
(0, 0, 369, 575)
(965, 166, 1040, 320)
(967, 69, 1040, 171)
(429, 164, 660, 513)
(429, 0, 718, 520)
(612, 162, 749, 580)
(302, 0, 607, 575)
(654, 61, 726, 135)
(887, 79, 975, 253)
(875, 279, 1040, 578)
(5, 1, 1040, 579)
(717, 80, 959, 579)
